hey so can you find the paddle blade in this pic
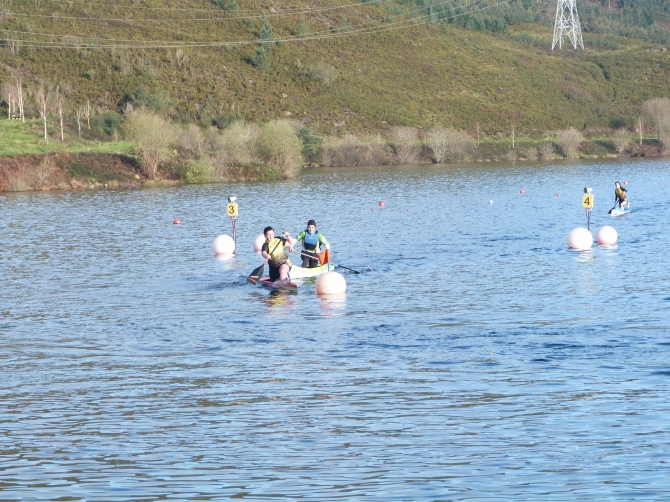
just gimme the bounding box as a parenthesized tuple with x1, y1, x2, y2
(318, 249, 331, 265)
(247, 263, 265, 284)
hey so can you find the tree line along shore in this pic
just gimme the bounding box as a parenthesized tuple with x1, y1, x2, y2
(1, 96, 669, 192)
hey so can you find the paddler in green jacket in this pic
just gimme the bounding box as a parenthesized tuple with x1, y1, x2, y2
(614, 181, 628, 211)
(291, 219, 330, 268)
(261, 226, 297, 283)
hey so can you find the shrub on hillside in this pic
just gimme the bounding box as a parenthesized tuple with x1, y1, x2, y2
(255, 120, 303, 178)
(92, 111, 123, 136)
(123, 85, 175, 114)
(611, 128, 629, 154)
(184, 159, 217, 184)
(321, 134, 392, 167)
(122, 108, 177, 179)
(210, 121, 260, 166)
(391, 126, 419, 164)
(177, 123, 205, 158)
(426, 127, 473, 163)
(641, 97, 670, 145)
(298, 61, 338, 86)
(555, 128, 584, 159)
(538, 141, 555, 160)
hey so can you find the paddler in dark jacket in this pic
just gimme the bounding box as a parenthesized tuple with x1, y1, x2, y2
(261, 226, 297, 282)
(614, 181, 628, 211)
(291, 219, 330, 268)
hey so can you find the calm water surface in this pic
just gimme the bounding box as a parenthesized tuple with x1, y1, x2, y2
(1, 158, 670, 500)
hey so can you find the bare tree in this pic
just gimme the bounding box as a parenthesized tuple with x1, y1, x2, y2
(637, 117, 643, 145)
(555, 128, 584, 159)
(511, 124, 516, 149)
(56, 86, 66, 141)
(641, 98, 670, 145)
(122, 108, 177, 179)
(476, 123, 481, 147)
(14, 75, 25, 122)
(75, 106, 84, 138)
(83, 99, 92, 130)
(611, 128, 629, 154)
(35, 82, 52, 143)
(391, 126, 419, 164)
(426, 127, 473, 163)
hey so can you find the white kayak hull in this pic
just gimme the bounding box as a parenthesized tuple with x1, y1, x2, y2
(289, 263, 336, 279)
(611, 204, 631, 216)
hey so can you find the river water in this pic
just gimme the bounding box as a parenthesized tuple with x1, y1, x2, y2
(1, 158, 669, 500)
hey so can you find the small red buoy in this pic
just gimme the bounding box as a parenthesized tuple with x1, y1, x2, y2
(173, 219, 182, 225)
(520, 189, 525, 194)
(557, 194, 562, 197)
(379, 201, 386, 207)
(624, 180, 629, 184)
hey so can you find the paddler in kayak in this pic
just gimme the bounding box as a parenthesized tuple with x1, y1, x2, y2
(261, 226, 297, 283)
(291, 219, 330, 268)
(614, 181, 628, 211)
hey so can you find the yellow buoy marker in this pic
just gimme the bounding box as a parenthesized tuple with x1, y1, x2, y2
(567, 227, 593, 250)
(596, 226, 618, 246)
(316, 272, 347, 294)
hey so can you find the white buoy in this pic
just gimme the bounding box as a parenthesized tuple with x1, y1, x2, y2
(253, 234, 265, 252)
(316, 271, 347, 294)
(566, 227, 593, 250)
(489, 200, 493, 204)
(213, 234, 235, 255)
(596, 226, 618, 246)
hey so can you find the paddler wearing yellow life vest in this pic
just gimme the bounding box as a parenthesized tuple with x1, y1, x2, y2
(261, 226, 297, 283)
(291, 219, 330, 268)
(615, 181, 628, 211)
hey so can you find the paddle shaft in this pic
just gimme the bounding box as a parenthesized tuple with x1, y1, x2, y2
(291, 249, 361, 274)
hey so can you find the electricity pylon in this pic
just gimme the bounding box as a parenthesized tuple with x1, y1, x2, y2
(552, 0, 584, 50)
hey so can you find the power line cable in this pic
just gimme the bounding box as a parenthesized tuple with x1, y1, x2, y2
(2, 0, 511, 49)
(0, 0, 490, 44)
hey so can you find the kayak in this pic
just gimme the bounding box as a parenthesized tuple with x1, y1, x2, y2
(288, 262, 336, 279)
(610, 204, 631, 216)
(259, 277, 298, 293)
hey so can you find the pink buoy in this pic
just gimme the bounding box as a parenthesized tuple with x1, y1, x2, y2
(596, 226, 618, 246)
(379, 201, 386, 207)
(557, 194, 562, 197)
(173, 219, 182, 225)
(566, 227, 593, 250)
(253, 234, 265, 252)
(520, 189, 525, 194)
(316, 272, 347, 294)
(624, 181, 628, 185)
(213, 234, 235, 255)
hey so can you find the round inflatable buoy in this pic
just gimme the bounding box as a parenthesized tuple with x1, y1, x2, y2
(566, 227, 593, 250)
(316, 272, 347, 294)
(489, 200, 493, 204)
(596, 226, 618, 246)
(213, 234, 235, 255)
(379, 201, 386, 207)
(520, 189, 525, 194)
(624, 181, 629, 185)
(557, 194, 562, 197)
(173, 219, 182, 225)
(253, 234, 265, 252)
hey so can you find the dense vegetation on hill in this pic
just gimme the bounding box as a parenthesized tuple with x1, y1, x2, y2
(1, 0, 669, 137)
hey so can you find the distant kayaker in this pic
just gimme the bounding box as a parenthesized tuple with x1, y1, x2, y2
(261, 226, 297, 283)
(615, 181, 628, 211)
(291, 219, 330, 268)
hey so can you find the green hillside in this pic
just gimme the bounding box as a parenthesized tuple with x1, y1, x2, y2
(1, 0, 669, 137)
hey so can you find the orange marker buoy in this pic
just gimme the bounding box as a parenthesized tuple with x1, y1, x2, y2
(173, 219, 182, 225)
(379, 201, 386, 207)
(520, 189, 525, 194)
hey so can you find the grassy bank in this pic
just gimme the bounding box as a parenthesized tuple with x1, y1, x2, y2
(1, 117, 665, 193)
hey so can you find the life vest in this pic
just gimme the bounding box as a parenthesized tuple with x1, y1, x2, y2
(302, 230, 320, 251)
(264, 237, 290, 267)
(615, 187, 627, 200)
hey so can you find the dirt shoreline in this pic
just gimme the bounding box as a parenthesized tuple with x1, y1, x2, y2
(0, 143, 665, 193)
